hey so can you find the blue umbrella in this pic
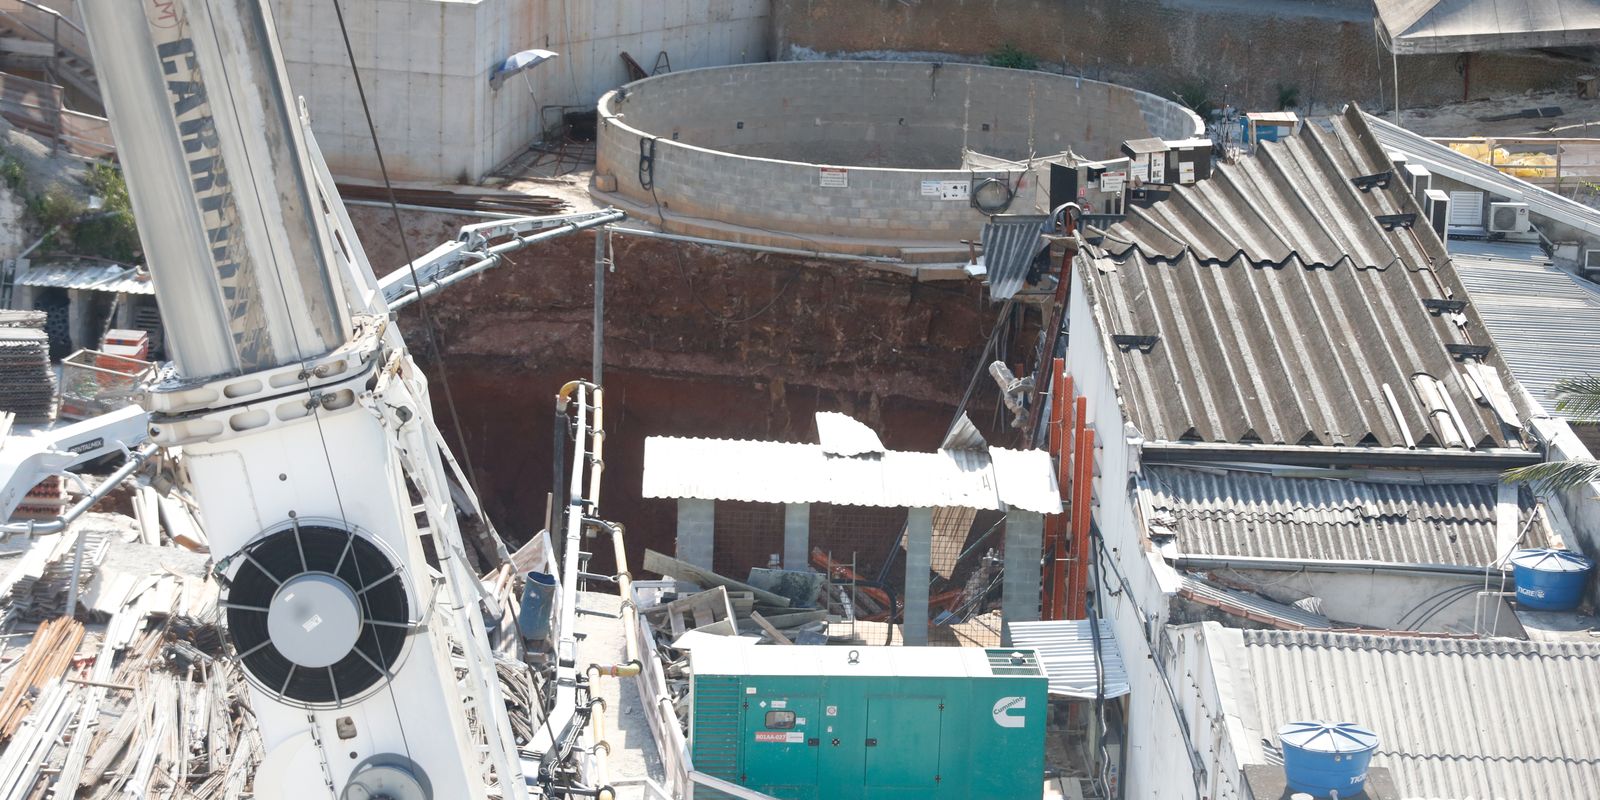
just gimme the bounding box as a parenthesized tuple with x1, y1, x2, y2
(490, 49, 558, 89)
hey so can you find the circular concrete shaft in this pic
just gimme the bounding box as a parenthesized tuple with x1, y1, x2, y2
(267, 573, 362, 669)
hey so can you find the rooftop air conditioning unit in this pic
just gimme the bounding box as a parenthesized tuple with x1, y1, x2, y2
(1584, 247, 1600, 273)
(1488, 202, 1532, 235)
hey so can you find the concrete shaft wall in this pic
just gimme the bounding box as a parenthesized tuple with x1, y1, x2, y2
(271, 0, 770, 183)
(772, 0, 1596, 114)
(614, 60, 1197, 167)
(596, 61, 1199, 245)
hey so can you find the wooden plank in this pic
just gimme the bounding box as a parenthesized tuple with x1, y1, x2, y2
(643, 549, 790, 608)
(748, 612, 793, 645)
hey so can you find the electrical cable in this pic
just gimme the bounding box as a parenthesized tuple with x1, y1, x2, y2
(322, 0, 429, 777)
(327, 0, 485, 506)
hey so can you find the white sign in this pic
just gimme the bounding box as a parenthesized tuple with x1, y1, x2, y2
(1129, 162, 1148, 185)
(1179, 161, 1196, 184)
(921, 180, 971, 200)
(819, 167, 849, 188)
(1099, 171, 1126, 194)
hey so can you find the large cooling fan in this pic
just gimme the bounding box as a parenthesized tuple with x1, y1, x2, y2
(225, 523, 412, 706)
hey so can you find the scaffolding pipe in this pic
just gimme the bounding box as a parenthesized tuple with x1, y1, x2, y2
(1, 443, 158, 540)
(390, 212, 625, 310)
(594, 228, 607, 387)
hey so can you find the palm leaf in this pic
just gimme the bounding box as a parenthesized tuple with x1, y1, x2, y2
(1503, 459, 1600, 493)
(1550, 375, 1600, 422)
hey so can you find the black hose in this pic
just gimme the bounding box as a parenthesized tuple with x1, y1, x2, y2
(836, 579, 898, 647)
(638, 137, 657, 191)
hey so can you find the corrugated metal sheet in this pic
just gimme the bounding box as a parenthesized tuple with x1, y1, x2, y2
(1451, 241, 1600, 418)
(1365, 111, 1600, 240)
(1375, 0, 1600, 54)
(816, 411, 885, 456)
(17, 262, 154, 295)
(1082, 109, 1510, 450)
(987, 446, 1063, 514)
(980, 214, 1049, 300)
(1176, 574, 1333, 630)
(642, 436, 1062, 514)
(1144, 465, 1549, 565)
(1007, 619, 1130, 700)
(1222, 628, 1600, 799)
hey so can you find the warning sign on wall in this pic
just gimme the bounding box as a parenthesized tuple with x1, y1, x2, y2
(819, 167, 849, 188)
(1099, 171, 1126, 194)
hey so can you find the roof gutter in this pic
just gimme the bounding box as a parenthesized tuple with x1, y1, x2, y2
(1142, 441, 1542, 469)
(1175, 554, 1497, 579)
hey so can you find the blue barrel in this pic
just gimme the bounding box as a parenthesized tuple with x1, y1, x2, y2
(1278, 721, 1379, 798)
(519, 571, 558, 639)
(1510, 548, 1593, 611)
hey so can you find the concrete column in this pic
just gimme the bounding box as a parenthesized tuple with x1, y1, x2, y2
(1002, 510, 1044, 646)
(783, 503, 810, 570)
(904, 507, 933, 646)
(676, 498, 715, 570)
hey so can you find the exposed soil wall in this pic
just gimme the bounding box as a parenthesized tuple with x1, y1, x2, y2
(772, 0, 1596, 114)
(348, 206, 1012, 573)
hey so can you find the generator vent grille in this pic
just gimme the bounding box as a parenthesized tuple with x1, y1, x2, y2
(691, 676, 744, 796)
(986, 649, 1043, 676)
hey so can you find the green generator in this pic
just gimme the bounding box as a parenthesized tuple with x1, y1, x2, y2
(689, 645, 1048, 799)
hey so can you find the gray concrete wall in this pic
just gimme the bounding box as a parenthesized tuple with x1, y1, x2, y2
(771, 0, 1596, 115)
(272, 0, 770, 183)
(595, 61, 1198, 244)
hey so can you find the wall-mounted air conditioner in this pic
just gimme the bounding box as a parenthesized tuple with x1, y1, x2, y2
(1488, 202, 1532, 235)
(1584, 247, 1600, 273)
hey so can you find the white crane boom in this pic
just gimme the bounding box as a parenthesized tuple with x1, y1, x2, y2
(76, 1, 527, 797)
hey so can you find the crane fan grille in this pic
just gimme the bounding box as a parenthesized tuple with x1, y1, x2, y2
(225, 525, 410, 706)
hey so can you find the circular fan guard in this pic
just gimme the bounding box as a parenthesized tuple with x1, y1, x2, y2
(225, 524, 410, 706)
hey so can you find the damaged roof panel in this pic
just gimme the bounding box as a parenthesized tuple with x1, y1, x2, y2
(1143, 465, 1550, 566)
(642, 436, 1063, 514)
(1081, 110, 1513, 450)
(980, 214, 1051, 301)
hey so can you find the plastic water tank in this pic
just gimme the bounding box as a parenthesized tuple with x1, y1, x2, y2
(1510, 548, 1594, 611)
(519, 571, 558, 639)
(1278, 721, 1379, 798)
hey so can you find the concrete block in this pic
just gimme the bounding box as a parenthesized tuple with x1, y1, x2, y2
(1001, 510, 1044, 644)
(904, 508, 932, 646)
(676, 498, 715, 570)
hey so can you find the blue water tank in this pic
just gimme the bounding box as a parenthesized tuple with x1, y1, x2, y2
(1510, 548, 1593, 611)
(1278, 721, 1379, 798)
(519, 571, 558, 639)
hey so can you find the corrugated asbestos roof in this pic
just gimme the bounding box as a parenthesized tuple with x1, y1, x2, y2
(641, 436, 1063, 514)
(1006, 619, 1130, 700)
(980, 214, 1050, 301)
(1081, 109, 1513, 450)
(1176, 574, 1333, 630)
(1375, 0, 1600, 54)
(1451, 240, 1600, 418)
(17, 262, 155, 295)
(1215, 626, 1600, 799)
(1143, 465, 1550, 566)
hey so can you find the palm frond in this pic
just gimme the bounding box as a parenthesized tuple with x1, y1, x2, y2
(1502, 459, 1600, 493)
(1550, 375, 1600, 422)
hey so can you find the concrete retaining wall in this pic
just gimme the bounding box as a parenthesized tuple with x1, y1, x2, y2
(771, 0, 1595, 116)
(595, 61, 1199, 245)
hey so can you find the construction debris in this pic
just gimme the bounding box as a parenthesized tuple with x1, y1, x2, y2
(0, 530, 257, 799)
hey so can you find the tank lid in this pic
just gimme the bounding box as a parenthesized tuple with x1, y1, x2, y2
(1277, 721, 1379, 753)
(1510, 548, 1595, 573)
